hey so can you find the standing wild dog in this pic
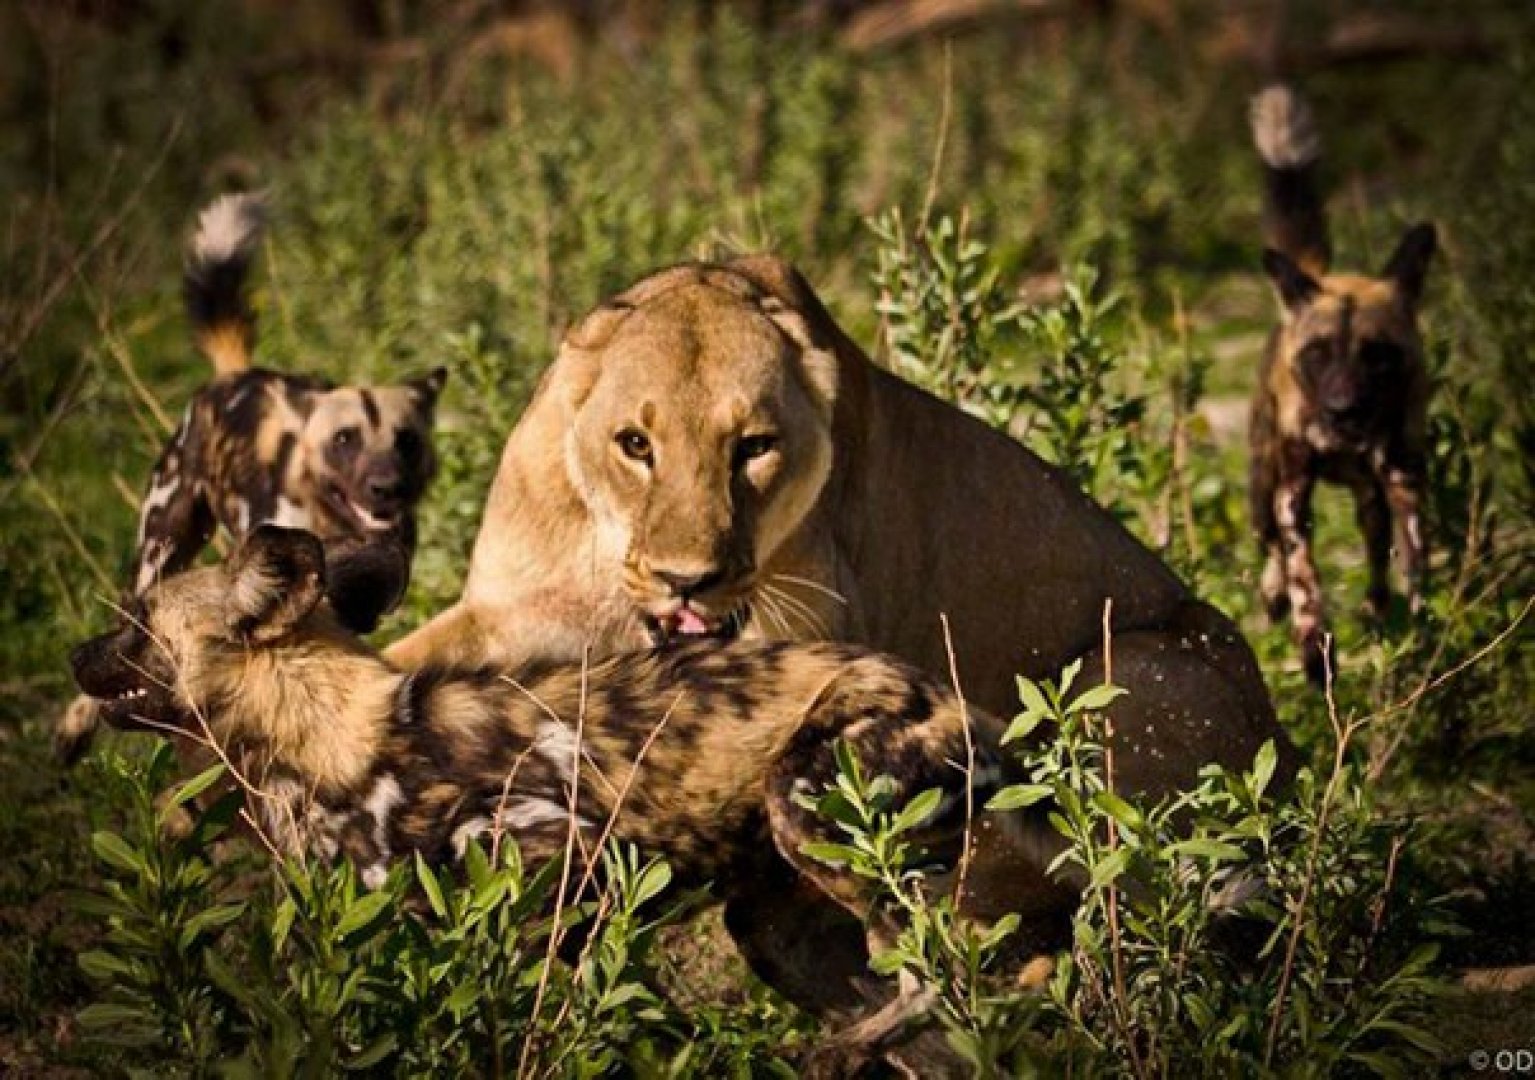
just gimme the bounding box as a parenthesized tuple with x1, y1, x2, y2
(1249, 86, 1437, 682)
(71, 525, 1290, 1076)
(54, 193, 446, 762)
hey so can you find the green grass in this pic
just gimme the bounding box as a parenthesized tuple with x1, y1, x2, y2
(2, 3, 1532, 1073)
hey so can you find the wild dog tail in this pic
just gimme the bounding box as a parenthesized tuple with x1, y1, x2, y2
(185, 192, 267, 376)
(1250, 85, 1331, 276)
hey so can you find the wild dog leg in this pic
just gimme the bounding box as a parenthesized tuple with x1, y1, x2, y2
(131, 449, 216, 595)
(722, 865, 872, 1021)
(1250, 405, 1290, 622)
(1273, 451, 1329, 682)
(760, 665, 1031, 1076)
(1381, 461, 1427, 614)
(1351, 476, 1393, 621)
(53, 695, 103, 764)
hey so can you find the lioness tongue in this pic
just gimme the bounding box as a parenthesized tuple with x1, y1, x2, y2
(674, 608, 711, 636)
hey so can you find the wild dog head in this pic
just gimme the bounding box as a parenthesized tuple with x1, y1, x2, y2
(552, 259, 839, 644)
(300, 370, 448, 535)
(1262, 226, 1436, 451)
(70, 526, 398, 738)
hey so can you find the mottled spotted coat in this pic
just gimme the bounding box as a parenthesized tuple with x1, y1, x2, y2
(135, 366, 442, 595)
(69, 527, 1094, 1073)
(55, 194, 445, 764)
(132, 193, 445, 596)
(1249, 87, 1436, 682)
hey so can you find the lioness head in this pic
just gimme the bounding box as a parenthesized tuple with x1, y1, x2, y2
(553, 259, 841, 643)
(1263, 223, 1435, 448)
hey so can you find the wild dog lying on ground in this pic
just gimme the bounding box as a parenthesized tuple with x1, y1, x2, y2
(71, 525, 1289, 1076)
(1249, 86, 1437, 682)
(54, 193, 446, 762)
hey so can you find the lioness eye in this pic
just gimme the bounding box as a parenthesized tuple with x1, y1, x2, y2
(734, 434, 779, 468)
(616, 429, 653, 463)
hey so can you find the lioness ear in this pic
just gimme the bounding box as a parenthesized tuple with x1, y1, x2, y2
(1381, 223, 1436, 308)
(727, 255, 843, 413)
(556, 300, 637, 411)
(1262, 248, 1320, 311)
(229, 525, 326, 643)
(763, 300, 839, 414)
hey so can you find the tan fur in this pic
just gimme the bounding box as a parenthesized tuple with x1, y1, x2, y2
(199, 323, 254, 378)
(386, 257, 1277, 775)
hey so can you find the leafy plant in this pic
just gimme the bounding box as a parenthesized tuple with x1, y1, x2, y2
(794, 741, 1040, 1074)
(797, 661, 1446, 1077)
(73, 741, 803, 1077)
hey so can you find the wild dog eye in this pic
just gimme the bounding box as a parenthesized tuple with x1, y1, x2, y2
(395, 428, 422, 460)
(1359, 340, 1404, 371)
(733, 433, 779, 468)
(332, 428, 358, 450)
(615, 429, 653, 463)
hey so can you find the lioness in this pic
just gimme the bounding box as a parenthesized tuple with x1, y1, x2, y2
(388, 255, 1277, 759)
(385, 256, 1287, 1053)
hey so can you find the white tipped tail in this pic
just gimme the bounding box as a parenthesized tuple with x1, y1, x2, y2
(1250, 85, 1331, 275)
(185, 193, 268, 375)
(192, 193, 268, 266)
(1250, 85, 1320, 170)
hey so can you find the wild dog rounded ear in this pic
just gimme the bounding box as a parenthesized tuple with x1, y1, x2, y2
(1382, 223, 1437, 307)
(229, 525, 327, 643)
(412, 366, 449, 406)
(1261, 248, 1321, 311)
(324, 535, 409, 634)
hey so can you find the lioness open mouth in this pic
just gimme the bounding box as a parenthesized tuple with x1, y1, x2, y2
(643, 605, 747, 646)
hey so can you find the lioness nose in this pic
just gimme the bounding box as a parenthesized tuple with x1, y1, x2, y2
(654, 567, 726, 598)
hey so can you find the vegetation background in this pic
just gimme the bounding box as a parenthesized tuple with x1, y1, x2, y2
(0, 0, 1530, 1074)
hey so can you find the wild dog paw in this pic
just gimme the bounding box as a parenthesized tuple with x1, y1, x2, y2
(1299, 629, 1334, 687)
(1261, 557, 1290, 623)
(801, 1038, 872, 1080)
(53, 695, 100, 766)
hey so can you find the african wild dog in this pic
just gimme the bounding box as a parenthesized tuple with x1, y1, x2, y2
(69, 525, 1067, 1073)
(75, 524, 1297, 1074)
(54, 193, 446, 762)
(1249, 86, 1436, 682)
